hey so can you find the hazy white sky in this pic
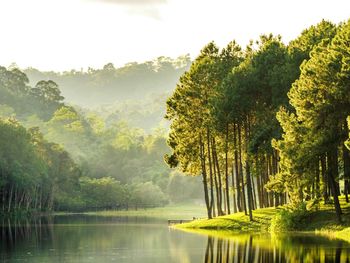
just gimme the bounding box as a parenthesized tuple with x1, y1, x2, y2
(0, 0, 349, 71)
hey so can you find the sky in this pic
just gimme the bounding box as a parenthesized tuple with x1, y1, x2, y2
(0, 0, 349, 71)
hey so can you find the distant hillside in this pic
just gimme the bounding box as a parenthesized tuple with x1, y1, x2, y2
(24, 55, 191, 108)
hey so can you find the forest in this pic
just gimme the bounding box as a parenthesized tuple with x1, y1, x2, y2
(0, 57, 201, 216)
(1, 19, 350, 223)
(165, 19, 350, 222)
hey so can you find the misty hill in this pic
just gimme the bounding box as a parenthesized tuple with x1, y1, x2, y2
(24, 56, 191, 132)
(24, 56, 191, 107)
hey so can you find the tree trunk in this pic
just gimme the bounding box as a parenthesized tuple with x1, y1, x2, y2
(200, 135, 212, 219)
(343, 144, 350, 203)
(320, 155, 329, 203)
(315, 160, 320, 199)
(8, 184, 13, 213)
(327, 150, 342, 223)
(268, 155, 274, 207)
(231, 163, 237, 213)
(233, 122, 241, 212)
(212, 137, 224, 216)
(211, 142, 221, 216)
(255, 155, 262, 208)
(225, 122, 231, 214)
(207, 127, 216, 217)
(244, 121, 253, 221)
(238, 123, 247, 215)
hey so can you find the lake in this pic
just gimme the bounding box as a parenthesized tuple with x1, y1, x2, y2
(1, 215, 350, 262)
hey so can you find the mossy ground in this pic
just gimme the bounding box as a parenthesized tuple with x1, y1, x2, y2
(175, 196, 350, 242)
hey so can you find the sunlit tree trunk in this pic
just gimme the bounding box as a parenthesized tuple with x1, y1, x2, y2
(200, 135, 212, 219)
(212, 137, 224, 216)
(207, 128, 216, 217)
(244, 120, 253, 221)
(233, 122, 241, 212)
(225, 122, 231, 214)
(238, 123, 247, 214)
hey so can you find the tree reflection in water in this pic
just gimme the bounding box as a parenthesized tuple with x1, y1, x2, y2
(204, 234, 350, 263)
(1, 217, 350, 263)
(0, 217, 54, 259)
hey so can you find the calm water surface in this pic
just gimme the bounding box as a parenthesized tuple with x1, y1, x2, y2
(1, 215, 350, 262)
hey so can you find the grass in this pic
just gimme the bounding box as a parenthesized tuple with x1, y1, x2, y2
(176, 207, 276, 232)
(175, 196, 350, 242)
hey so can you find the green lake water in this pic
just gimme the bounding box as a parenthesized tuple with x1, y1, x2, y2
(1, 215, 349, 262)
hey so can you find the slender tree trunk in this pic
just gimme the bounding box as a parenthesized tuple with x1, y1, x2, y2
(2, 187, 6, 213)
(264, 154, 270, 207)
(225, 122, 231, 214)
(200, 135, 212, 219)
(212, 137, 224, 216)
(8, 184, 13, 213)
(268, 155, 274, 207)
(342, 144, 350, 203)
(231, 163, 237, 213)
(14, 187, 18, 211)
(207, 128, 216, 217)
(244, 121, 253, 221)
(327, 149, 342, 223)
(238, 123, 247, 215)
(315, 160, 320, 199)
(256, 154, 262, 208)
(320, 155, 329, 203)
(251, 174, 257, 210)
(212, 142, 221, 216)
(39, 187, 42, 211)
(233, 122, 241, 212)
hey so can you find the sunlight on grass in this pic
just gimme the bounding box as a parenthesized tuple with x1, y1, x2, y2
(175, 196, 350, 243)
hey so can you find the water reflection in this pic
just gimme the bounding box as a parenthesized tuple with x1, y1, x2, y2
(1, 217, 54, 253)
(0, 215, 207, 262)
(203, 234, 350, 263)
(1, 216, 350, 263)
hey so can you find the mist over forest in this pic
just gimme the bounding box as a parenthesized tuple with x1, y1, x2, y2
(0, 55, 203, 213)
(24, 55, 191, 132)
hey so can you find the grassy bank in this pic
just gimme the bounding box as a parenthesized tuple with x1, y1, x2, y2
(175, 196, 350, 242)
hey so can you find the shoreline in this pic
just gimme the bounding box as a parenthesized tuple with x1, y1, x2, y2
(173, 196, 350, 243)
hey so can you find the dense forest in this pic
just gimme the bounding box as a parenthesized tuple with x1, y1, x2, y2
(0, 57, 201, 216)
(165, 19, 350, 222)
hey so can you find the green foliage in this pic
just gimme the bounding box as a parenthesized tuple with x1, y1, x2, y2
(0, 66, 63, 121)
(0, 118, 80, 214)
(269, 19, 346, 208)
(80, 177, 126, 209)
(131, 181, 168, 207)
(270, 204, 308, 232)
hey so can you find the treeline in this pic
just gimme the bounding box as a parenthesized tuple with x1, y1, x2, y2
(165, 19, 350, 221)
(23, 56, 191, 132)
(0, 63, 202, 215)
(0, 66, 64, 121)
(24, 56, 191, 107)
(0, 119, 79, 214)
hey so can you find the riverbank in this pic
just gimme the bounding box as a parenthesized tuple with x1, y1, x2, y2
(175, 196, 350, 243)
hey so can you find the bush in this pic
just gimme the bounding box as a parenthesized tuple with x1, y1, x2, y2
(270, 203, 308, 232)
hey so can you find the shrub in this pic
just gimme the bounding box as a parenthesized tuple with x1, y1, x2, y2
(270, 203, 308, 232)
